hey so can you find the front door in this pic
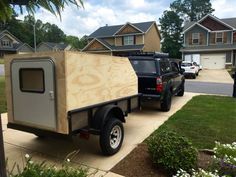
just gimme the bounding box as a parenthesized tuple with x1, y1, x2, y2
(11, 59, 56, 130)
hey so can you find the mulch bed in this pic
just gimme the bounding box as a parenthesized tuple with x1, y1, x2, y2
(111, 143, 213, 177)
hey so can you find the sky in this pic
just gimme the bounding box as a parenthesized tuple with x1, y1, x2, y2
(18, 0, 236, 38)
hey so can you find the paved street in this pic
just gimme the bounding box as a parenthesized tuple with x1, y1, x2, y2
(185, 80, 234, 96)
(0, 64, 4, 76)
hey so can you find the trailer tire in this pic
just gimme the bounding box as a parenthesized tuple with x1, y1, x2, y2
(100, 118, 124, 156)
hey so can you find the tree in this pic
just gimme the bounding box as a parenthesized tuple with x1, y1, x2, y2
(159, 10, 183, 58)
(170, 0, 214, 21)
(65, 35, 87, 50)
(0, 0, 83, 21)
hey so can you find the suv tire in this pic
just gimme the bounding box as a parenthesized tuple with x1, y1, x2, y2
(177, 83, 184, 96)
(192, 74, 196, 79)
(100, 118, 124, 156)
(160, 89, 172, 112)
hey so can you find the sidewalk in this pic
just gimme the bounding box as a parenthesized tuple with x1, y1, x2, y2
(1, 92, 198, 176)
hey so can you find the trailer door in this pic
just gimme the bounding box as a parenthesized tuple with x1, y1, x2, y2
(11, 59, 56, 130)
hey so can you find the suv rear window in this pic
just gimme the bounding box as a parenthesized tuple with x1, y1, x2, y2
(181, 63, 192, 67)
(130, 60, 157, 74)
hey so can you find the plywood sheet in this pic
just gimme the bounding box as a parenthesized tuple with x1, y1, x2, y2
(65, 52, 138, 111)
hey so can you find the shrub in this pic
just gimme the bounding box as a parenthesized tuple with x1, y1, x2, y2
(8, 154, 88, 177)
(147, 130, 198, 174)
(174, 169, 219, 177)
(212, 141, 236, 176)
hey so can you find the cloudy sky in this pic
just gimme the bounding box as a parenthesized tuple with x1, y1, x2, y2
(19, 0, 236, 38)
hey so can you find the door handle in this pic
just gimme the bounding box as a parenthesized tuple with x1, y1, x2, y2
(49, 91, 54, 100)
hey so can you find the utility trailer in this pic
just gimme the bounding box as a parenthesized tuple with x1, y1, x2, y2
(5, 51, 140, 155)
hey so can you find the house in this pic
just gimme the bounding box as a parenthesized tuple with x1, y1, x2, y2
(82, 21, 161, 56)
(181, 14, 236, 69)
(0, 30, 33, 57)
(37, 42, 72, 52)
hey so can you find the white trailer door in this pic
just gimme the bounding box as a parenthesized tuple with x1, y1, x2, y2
(11, 59, 56, 130)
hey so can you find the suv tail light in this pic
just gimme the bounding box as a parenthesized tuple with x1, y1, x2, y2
(156, 77, 163, 92)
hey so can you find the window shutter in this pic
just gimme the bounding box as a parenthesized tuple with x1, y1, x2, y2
(189, 33, 192, 45)
(223, 32, 227, 43)
(211, 33, 215, 44)
(200, 33, 203, 45)
(134, 35, 136, 45)
(122, 37, 124, 45)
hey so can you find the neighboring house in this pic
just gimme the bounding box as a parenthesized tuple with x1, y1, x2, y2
(181, 14, 236, 69)
(37, 42, 72, 52)
(0, 30, 33, 57)
(82, 21, 161, 56)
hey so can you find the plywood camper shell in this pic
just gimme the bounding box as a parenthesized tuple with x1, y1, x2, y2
(5, 51, 138, 135)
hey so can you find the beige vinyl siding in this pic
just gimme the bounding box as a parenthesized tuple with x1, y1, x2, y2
(115, 37, 122, 46)
(135, 35, 144, 45)
(103, 37, 115, 45)
(143, 24, 160, 52)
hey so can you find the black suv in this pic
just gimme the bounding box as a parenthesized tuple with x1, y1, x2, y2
(129, 53, 185, 111)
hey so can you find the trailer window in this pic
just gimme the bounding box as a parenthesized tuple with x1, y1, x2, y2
(19, 68, 45, 93)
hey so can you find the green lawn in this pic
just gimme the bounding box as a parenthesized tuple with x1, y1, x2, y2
(155, 95, 236, 149)
(0, 59, 4, 64)
(0, 76, 6, 113)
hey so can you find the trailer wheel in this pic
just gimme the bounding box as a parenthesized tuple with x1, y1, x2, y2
(100, 118, 124, 155)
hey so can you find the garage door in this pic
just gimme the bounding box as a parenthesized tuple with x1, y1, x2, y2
(200, 54, 225, 69)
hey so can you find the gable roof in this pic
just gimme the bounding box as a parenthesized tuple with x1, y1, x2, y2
(38, 42, 70, 50)
(183, 22, 211, 33)
(221, 18, 236, 29)
(88, 21, 156, 38)
(0, 30, 22, 44)
(82, 38, 144, 52)
(183, 14, 236, 32)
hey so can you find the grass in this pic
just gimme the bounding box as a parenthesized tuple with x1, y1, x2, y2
(0, 76, 6, 113)
(155, 95, 236, 149)
(0, 58, 4, 64)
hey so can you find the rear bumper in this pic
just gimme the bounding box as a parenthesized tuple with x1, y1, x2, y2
(141, 94, 161, 101)
(183, 72, 196, 76)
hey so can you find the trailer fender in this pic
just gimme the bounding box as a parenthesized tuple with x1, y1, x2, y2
(92, 105, 125, 130)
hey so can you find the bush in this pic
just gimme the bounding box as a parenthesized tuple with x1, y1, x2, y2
(174, 169, 219, 177)
(147, 130, 198, 174)
(212, 142, 236, 176)
(8, 154, 88, 177)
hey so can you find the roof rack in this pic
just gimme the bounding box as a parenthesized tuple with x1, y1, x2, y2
(127, 52, 169, 58)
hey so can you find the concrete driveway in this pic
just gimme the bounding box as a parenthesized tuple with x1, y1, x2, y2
(187, 69, 233, 84)
(1, 92, 198, 175)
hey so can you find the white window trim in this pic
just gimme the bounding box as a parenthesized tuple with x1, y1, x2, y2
(192, 33, 200, 45)
(123, 35, 134, 45)
(1, 40, 11, 47)
(215, 32, 223, 43)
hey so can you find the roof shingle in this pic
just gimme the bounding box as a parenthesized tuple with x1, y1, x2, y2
(88, 21, 155, 38)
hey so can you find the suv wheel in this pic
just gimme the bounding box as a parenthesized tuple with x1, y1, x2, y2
(100, 118, 124, 156)
(160, 90, 172, 112)
(192, 74, 196, 79)
(177, 83, 184, 96)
